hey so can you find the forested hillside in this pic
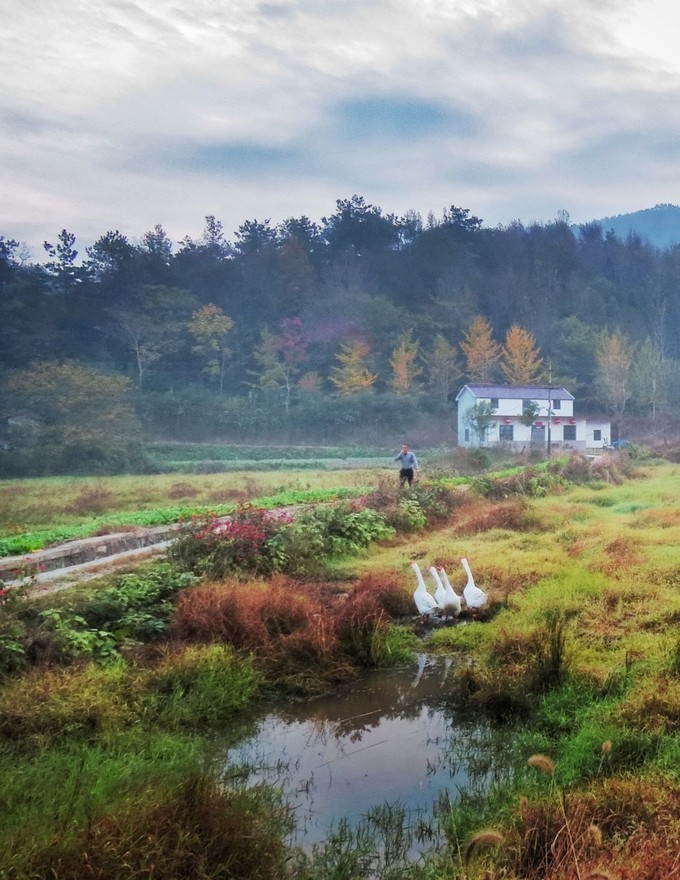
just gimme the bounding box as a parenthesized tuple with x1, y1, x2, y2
(1, 196, 678, 474)
(586, 203, 680, 250)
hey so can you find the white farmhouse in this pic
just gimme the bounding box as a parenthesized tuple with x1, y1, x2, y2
(455, 383, 611, 451)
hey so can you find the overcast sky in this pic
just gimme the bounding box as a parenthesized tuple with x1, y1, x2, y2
(3, 0, 679, 257)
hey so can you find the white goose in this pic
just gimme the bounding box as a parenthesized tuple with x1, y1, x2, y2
(411, 561, 439, 623)
(437, 566, 462, 618)
(428, 565, 447, 610)
(460, 557, 488, 610)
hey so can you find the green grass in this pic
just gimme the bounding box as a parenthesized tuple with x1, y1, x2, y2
(0, 485, 370, 556)
(4, 457, 680, 878)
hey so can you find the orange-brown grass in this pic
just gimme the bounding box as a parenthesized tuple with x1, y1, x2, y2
(598, 537, 645, 575)
(170, 578, 325, 650)
(169, 579, 357, 691)
(63, 483, 116, 515)
(565, 537, 589, 559)
(454, 497, 539, 534)
(348, 570, 413, 618)
(632, 507, 680, 529)
(206, 486, 251, 504)
(507, 776, 680, 880)
(28, 774, 291, 880)
(207, 477, 267, 505)
(167, 481, 200, 500)
(616, 676, 680, 733)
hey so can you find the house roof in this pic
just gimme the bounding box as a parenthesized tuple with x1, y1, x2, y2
(456, 383, 574, 401)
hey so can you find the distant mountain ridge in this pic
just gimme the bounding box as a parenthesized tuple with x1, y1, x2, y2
(577, 203, 680, 249)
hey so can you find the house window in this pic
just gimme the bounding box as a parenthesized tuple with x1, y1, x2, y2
(563, 424, 576, 441)
(464, 428, 470, 442)
(522, 399, 534, 414)
(499, 424, 514, 442)
(552, 399, 561, 410)
(593, 429, 602, 441)
(490, 398, 499, 409)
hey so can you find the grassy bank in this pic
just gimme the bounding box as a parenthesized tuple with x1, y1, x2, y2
(2, 452, 679, 878)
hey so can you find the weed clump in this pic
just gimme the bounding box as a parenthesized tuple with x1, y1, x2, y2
(27, 774, 292, 880)
(455, 497, 539, 534)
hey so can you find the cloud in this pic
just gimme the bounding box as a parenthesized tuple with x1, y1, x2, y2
(2, 0, 680, 254)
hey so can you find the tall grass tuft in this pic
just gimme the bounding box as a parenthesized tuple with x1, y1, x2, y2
(144, 643, 262, 725)
(26, 772, 293, 880)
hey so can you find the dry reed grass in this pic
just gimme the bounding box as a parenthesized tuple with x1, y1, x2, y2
(454, 497, 539, 535)
(170, 578, 325, 651)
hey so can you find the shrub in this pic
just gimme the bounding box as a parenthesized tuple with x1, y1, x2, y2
(169, 507, 295, 578)
(71, 564, 194, 639)
(295, 503, 394, 556)
(0, 616, 27, 675)
(363, 477, 461, 532)
(170, 503, 393, 580)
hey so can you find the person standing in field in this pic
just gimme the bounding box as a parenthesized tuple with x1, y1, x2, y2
(394, 444, 419, 487)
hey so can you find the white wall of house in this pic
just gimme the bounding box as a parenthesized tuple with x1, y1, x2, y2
(456, 384, 610, 451)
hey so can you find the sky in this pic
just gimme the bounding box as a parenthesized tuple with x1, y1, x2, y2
(3, 0, 680, 257)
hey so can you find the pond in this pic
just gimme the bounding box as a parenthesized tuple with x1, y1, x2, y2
(224, 654, 514, 854)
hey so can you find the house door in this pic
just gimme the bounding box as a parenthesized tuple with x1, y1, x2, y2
(530, 425, 545, 447)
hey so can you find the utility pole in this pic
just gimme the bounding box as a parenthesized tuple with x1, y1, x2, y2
(547, 361, 552, 458)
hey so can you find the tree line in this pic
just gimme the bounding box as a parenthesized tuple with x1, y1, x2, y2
(0, 196, 677, 473)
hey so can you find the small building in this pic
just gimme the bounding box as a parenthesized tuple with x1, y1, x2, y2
(455, 383, 611, 451)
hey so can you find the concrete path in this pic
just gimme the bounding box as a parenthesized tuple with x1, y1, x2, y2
(0, 524, 181, 591)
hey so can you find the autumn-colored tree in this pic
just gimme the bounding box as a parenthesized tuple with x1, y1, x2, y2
(501, 324, 543, 384)
(298, 371, 322, 392)
(460, 316, 501, 382)
(330, 339, 377, 396)
(252, 317, 308, 413)
(422, 334, 462, 401)
(188, 303, 234, 393)
(594, 330, 634, 427)
(389, 331, 421, 395)
(631, 337, 669, 421)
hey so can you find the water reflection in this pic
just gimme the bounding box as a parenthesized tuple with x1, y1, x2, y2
(224, 655, 509, 850)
